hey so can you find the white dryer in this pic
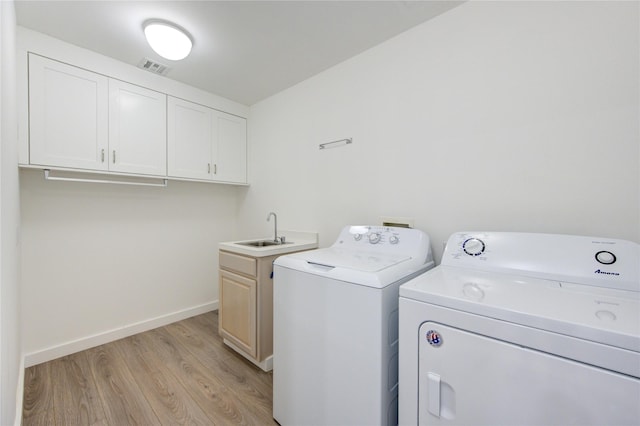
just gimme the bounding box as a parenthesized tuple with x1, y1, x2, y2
(399, 232, 639, 426)
(273, 226, 434, 426)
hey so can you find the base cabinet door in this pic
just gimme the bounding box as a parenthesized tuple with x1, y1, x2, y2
(219, 269, 257, 358)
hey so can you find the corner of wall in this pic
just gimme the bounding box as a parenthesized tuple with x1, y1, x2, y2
(1, 0, 23, 424)
(12, 358, 24, 426)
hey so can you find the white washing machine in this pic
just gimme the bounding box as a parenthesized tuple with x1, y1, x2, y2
(398, 232, 640, 426)
(273, 225, 434, 426)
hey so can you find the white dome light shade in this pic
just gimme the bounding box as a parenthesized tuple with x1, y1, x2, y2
(144, 22, 192, 61)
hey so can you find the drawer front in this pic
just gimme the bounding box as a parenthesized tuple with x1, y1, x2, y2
(220, 251, 257, 277)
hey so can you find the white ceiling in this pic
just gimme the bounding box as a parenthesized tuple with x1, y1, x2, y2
(14, 0, 463, 105)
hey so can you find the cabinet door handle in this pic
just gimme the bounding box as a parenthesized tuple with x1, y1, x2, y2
(101, 149, 105, 163)
(113, 150, 116, 164)
(214, 164, 217, 174)
(208, 163, 211, 174)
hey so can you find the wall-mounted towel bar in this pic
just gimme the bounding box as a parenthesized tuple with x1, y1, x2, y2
(44, 169, 168, 188)
(319, 138, 352, 150)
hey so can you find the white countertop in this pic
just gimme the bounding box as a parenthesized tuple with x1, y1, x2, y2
(219, 230, 319, 258)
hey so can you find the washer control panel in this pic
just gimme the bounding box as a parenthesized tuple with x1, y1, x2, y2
(334, 225, 432, 260)
(346, 226, 403, 246)
(442, 232, 639, 292)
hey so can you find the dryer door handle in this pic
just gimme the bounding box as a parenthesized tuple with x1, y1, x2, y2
(427, 372, 441, 418)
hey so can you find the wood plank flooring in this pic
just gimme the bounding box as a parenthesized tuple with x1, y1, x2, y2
(23, 311, 278, 425)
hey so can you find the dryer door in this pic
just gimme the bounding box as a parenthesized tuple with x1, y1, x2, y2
(418, 322, 640, 425)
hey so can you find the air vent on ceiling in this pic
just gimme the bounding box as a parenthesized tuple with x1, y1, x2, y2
(138, 57, 170, 76)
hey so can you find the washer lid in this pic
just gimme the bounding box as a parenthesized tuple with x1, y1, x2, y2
(275, 246, 432, 289)
(300, 247, 411, 272)
(400, 266, 640, 353)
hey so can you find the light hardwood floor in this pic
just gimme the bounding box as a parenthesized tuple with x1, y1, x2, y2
(23, 311, 278, 425)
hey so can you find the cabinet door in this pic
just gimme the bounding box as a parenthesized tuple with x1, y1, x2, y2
(109, 80, 167, 175)
(213, 111, 247, 184)
(219, 269, 257, 358)
(167, 97, 213, 180)
(29, 54, 108, 170)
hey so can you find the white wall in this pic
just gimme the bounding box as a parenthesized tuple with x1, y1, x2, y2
(1, 0, 23, 424)
(242, 1, 640, 260)
(18, 30, 248, 365)
(20, 170, 242, 364)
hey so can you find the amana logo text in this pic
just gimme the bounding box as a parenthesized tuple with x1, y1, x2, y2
(594, 269, 620, 276)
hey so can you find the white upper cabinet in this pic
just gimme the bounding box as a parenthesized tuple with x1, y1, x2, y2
(109, 80, 167, 176)
(168, 97, 213, 180)
(27, 53, 247, 184)
(215, 112, 247, 184)
(29, 54, 168, 176)
(29, 54, 109, 170)
(168, 96, 247, 184)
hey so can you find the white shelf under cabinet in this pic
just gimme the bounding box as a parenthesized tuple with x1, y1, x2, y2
(19, 165, 249, 187)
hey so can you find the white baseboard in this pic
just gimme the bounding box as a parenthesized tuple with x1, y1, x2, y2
(24, 301, 218, 367)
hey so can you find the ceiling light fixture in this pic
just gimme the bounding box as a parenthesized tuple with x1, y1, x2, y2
(143, 20, 192, 61)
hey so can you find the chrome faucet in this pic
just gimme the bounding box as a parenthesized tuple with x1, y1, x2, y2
(267, 212, 279, 243)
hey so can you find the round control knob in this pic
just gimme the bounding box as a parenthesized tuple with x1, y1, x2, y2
(463, 238, 485, 256)
(595, 250, 616, 265)
(368, 233, 381, 244)
(389, 235, 399, 245)
(353, 233, 363, 241)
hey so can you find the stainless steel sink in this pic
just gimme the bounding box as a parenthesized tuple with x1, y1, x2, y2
(238, 240, 293, 247)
